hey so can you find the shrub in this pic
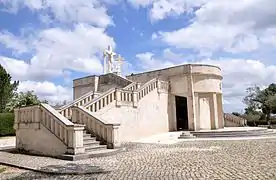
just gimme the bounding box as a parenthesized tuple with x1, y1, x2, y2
(0, 113, 15, 136)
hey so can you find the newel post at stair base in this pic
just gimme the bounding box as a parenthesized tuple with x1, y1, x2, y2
(66, 124, 85, 155)
(13, 108, 20, 130)
(115, 89, 122, 107)
(132, 92, 138, 108)
(71, 106, 79, 124)
(106, 124, 121, 149)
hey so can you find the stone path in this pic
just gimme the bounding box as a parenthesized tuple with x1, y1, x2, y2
(1, 138, 276, 180)
(0, 136, 15, 150)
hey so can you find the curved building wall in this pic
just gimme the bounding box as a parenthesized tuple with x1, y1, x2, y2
(127, 64, 223, 131)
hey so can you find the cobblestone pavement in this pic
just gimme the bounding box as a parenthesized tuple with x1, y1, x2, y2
(1, 138, 276, 180)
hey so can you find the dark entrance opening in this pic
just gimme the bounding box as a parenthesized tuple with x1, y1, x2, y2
(175, 96, 189, 130)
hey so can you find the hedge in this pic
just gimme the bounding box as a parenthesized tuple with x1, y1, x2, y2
(0, 113, 15, 137)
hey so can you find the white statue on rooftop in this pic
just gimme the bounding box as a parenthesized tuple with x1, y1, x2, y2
(103, 45, 116, 74)
(114, 54, 124, 76)
(103, 46, 124, 76)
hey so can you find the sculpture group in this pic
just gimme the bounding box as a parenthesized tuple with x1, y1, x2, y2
(103, 45, 124, 76)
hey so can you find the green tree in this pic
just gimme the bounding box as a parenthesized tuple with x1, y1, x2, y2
(243, 83, 276, 124)
(0, 64, 19, 113)
(5, 91, 48, 112)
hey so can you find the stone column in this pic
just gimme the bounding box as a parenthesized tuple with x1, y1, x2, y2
(194, 93, 200, 131)
(71, 107, 78, 124)
(216, 94, 224, 128)
(67, 124, 85, 155)
(133, 92, 138, 108)
(94, 76, 99, 92)
(106, 124, 121, 149)
(210, 93, 219, 129)
(115, 89, 122, 107)
(187, 65, 196, 131)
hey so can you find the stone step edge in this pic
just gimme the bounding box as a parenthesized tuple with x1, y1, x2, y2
(189, 133, 276, 138)
(58, 148, 123, 161)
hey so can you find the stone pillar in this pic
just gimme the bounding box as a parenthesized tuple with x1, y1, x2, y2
(216, 94, 224, 128)
(71, 107, 78, 123)
(115, 89, 122, 107)
(67, 124, 85, 155)
(187, 65, 196, 131)
(210, 93, 219, 129)
(133, 92, 138, 108)
(106, 124, 121, 149)
(94, 76, 99, 92)
(194, 93, 200, 131)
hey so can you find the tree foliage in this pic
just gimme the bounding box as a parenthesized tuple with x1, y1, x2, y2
(243, 83, 276, 124)
(5, 91, 48, 112)
(0, 64, 19, 113)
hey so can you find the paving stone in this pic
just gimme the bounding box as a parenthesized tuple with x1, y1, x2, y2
(0, 138, 276, 180)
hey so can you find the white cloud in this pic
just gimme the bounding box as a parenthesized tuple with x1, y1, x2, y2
(134, 49, 276, 112)
(18, 81, 72, 104)
(1, 0, 114, 27)
(0, 56, 29, 81)
(136, 52, 175, 70)
(0, 31, 30, 55)
(0, 0, 118, 105)
(144, 0, 276, 55)
(0, 24, 114, 81)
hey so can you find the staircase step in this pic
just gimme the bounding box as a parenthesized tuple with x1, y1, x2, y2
(84, 144, 107, 151)
(83, 139, 99, 146)
(83, 136, 96, 141)
(83, 133, 92, 138)
(58, 149, 121, 161)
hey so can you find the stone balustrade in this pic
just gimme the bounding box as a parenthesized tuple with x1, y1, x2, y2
(71, 106, 120, 149)
(123, 82, 141, 91)
(137, 78, 158, 100)
(14, 104, 85, 155)
(84, 88, 116, 112)
(224, 113, 247, 126)
(58, 91, 100, 119)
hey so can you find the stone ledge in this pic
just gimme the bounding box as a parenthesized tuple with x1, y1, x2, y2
(58, 148, 123, 161)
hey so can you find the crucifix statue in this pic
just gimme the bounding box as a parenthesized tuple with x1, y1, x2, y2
(114, 54, 124, 76)
(103, 45, 116, 74)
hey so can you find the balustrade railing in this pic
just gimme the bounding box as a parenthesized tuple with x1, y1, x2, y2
(123, 82, 140, 91)
(83, 88, 116, 112)
(58, 91, 100, 119)
(71, 106, 120, 148)
(224, 113, 247, 126)
(14, 104, 85, 154)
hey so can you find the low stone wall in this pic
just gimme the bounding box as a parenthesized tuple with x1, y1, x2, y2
(14, 104, 85, 157)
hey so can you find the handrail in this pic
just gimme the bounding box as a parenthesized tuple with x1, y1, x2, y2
(224, 113, 246, 126)
(72, 106, 120, 148)
(14, 104, 85, 154)
(42, 103, 74, 126)
(123, 82, 140, 91)
(83, 87, 116, 108)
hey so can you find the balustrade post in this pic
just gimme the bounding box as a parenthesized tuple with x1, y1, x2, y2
(157, 80, 161, 94)
(115, 89, 122, 107)
(13, 108, 20, 129)
(106, 124, 121, 149)
(71, 106, 78, 123)
(132, 92, 138, 108)
(67, 124, 85, 155)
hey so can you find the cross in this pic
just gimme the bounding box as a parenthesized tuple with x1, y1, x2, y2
(103, 45, 116, 74)
(114, 54, 124, 76)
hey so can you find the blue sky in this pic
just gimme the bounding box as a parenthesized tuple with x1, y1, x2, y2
(1, 0, 276, 112)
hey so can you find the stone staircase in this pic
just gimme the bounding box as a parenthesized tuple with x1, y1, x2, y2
(178, 128, 276, 139)
(14, 75, 169, 161)
(59, 131, 119, 161)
